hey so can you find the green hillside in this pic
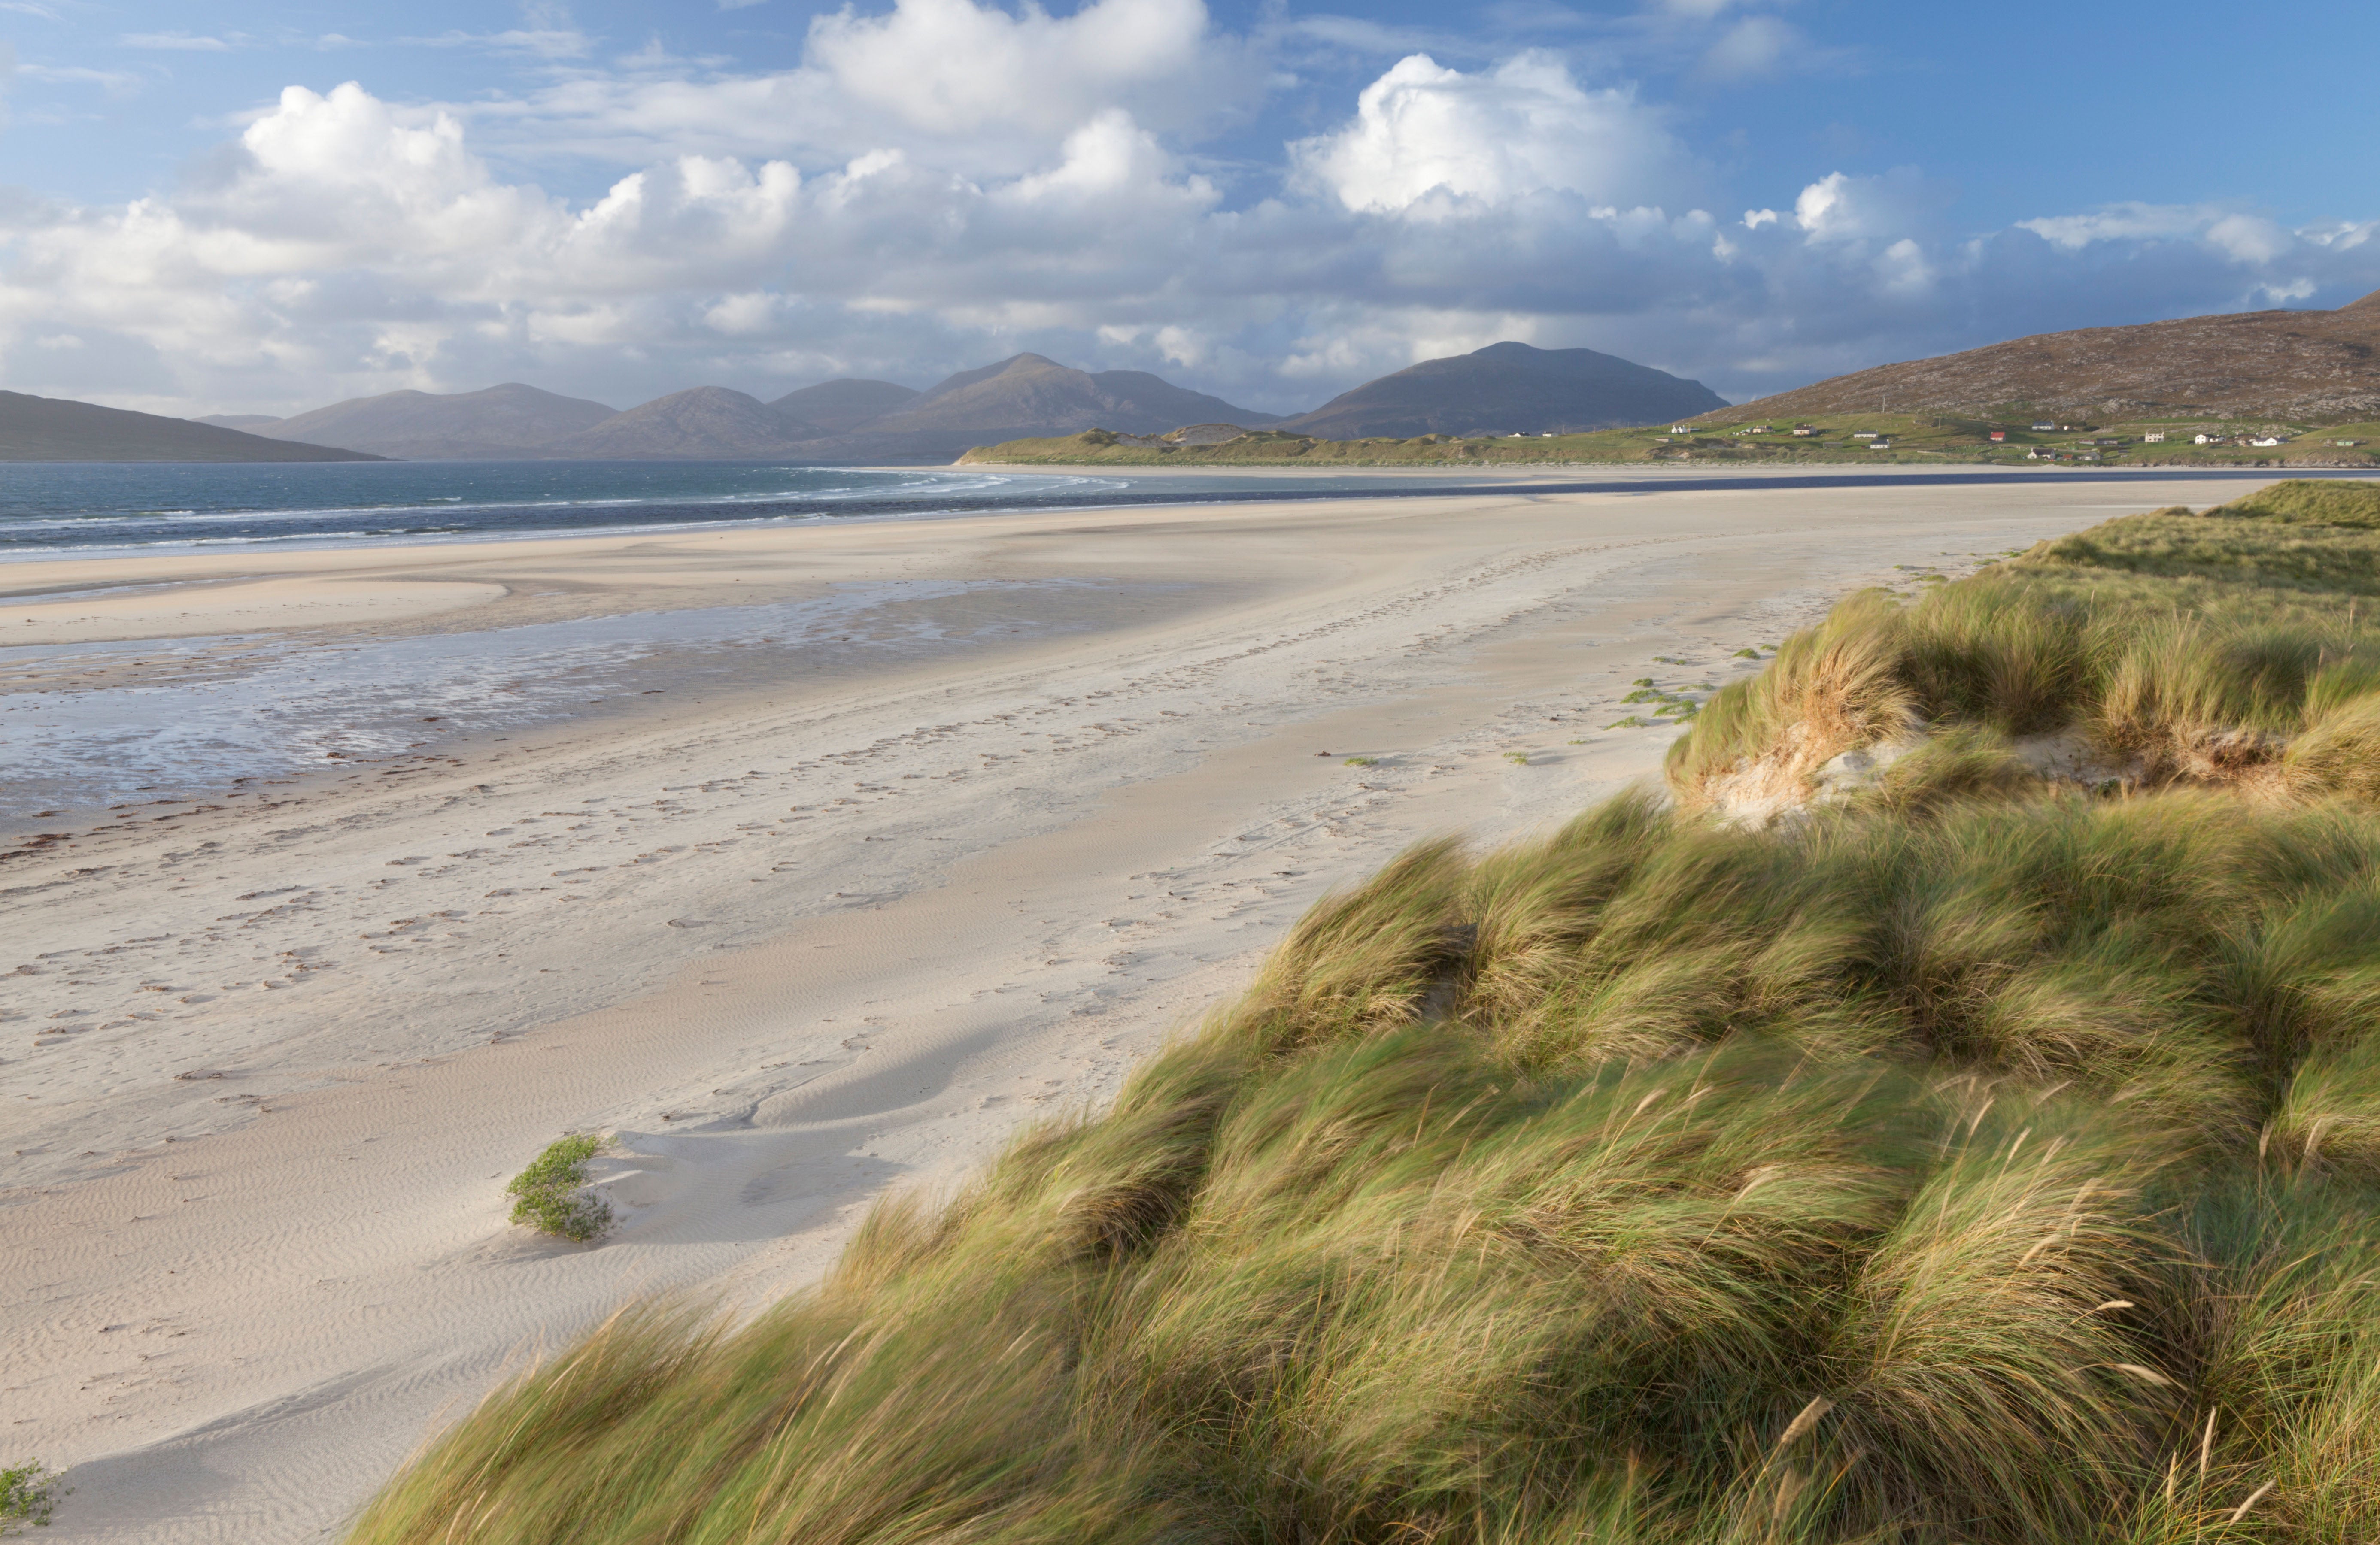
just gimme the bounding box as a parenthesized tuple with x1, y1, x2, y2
(958, 419, 2380, 470)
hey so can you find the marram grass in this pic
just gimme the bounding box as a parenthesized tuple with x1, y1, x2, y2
(1667, 482, 2380, 805)
(350, 490, 2380, 1545)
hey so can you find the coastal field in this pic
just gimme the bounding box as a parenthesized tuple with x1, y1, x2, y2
(0, 469, 2257, 1542)
(960, 420, 2380, 471)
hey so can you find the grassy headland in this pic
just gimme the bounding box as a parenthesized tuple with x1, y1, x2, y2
(350, 483, 2380, 1545)
(958, 421, 2380, 470)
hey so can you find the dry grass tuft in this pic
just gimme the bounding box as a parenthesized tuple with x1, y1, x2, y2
(1673, 482, 2380, 818)
(2214, 479, 2380, 528)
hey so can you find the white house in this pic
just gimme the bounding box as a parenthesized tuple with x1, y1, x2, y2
(2251, 436, 2285, 448)
(2143, 432, 2167, 443)
(2195, 433, 2221, 445)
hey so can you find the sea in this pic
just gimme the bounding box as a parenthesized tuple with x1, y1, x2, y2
(0, 458, 2342, 818)
(1, 459, 1466, 817)
(0, 459, 1433, 557)
(0, 457, 2338, 559)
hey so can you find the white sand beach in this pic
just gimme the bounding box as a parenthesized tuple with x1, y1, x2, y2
(0, 471, 2251, 1542)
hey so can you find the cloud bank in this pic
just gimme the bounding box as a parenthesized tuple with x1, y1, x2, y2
(1, 0, 2374, 416)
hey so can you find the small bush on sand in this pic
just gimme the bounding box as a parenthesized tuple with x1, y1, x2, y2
(506, 1133, 611, 1242)
(0, 1461, 64, 1535)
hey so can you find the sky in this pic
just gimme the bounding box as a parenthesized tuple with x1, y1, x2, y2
(0, 0, 2375, 418)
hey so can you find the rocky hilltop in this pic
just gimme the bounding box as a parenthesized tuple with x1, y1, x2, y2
(258, 383, 619, 460)
(1709, 288, 2380, 424)
(542, 387, 816, 459)
(1279, 341, 1725, 438)
(0, 392, 379, 462)
(835, 354, 1276, 460)
(768, 379, 920, 434)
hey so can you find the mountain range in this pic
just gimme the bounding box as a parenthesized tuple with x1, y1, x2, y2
(0, 392, 376, 463)
(1276, 342, 1725, 437)
(252, 382, 617, 460)
(157, 345, 1719, 464)
(21, 288, 2377, 465)
(1705, 286, 2380, 424)
(180, 354, 1285, 464)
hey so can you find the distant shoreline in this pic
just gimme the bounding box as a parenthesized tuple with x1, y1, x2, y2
(2, 461, 2355, 568)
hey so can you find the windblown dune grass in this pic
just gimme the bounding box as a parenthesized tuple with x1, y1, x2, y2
(349, 486, 2380, 1545)
(1670, 482, 2380, 811)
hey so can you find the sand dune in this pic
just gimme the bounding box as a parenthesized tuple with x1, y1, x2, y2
(0, 471, 2253, 1542)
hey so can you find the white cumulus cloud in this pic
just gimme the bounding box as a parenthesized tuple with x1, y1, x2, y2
(0, 22, 2373, 421)
(457, 0, 1261, 179)
(1292, 52, 1700, 217)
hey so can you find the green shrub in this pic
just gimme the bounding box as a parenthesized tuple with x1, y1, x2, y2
(0, 1461, 63, 1536)
(506, 1133, 612, 1242)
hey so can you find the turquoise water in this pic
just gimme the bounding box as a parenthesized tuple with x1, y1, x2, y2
(1, 460, 2327, 560)
(0, 461, 1131, 555)
(0, 459, 1527, 557)
(0, 578, 1171, 817)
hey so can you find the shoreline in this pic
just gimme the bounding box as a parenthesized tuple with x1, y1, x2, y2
(1, 473, 2273, 1542)
(0, 461, 2341, 575)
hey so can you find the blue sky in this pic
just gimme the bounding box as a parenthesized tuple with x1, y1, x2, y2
(2, 0, 2374, 417)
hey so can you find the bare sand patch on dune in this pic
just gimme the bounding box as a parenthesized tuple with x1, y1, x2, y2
(0, 473, 2257, 1543)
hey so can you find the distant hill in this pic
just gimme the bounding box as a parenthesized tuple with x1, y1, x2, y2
(263, 383, 619, 459)
(1278, 342, 1726, 438)
(768, 379, 919, 435)
(0, 392, 380, 462)
(192, 413, 285, 431)
(543, 387, 816, 459)
(1706, 288, 2380, 424)
(839, 354, 1278, 460)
